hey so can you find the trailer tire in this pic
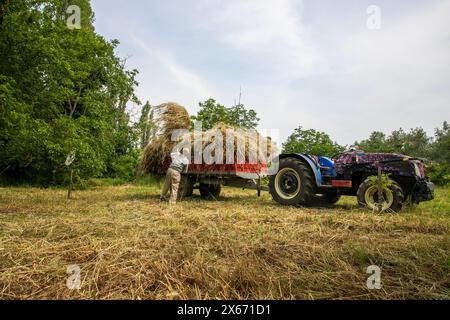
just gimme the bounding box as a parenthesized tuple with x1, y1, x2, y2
(269, 157, 315, 206)
(200, 183, 221, 200)
(357, 178, 404, 212)
(177, 176, 194, 200)
(184, 177, 194, 197)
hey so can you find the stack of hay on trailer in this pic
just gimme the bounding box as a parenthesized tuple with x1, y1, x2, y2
(139, 103, 277, 175)
(177, 123, 276, 165)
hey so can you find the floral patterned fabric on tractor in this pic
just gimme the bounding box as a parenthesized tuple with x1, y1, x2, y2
(333, 151, 411, 176)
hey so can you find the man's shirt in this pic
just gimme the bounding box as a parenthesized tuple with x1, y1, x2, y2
(169, 152, 190, 173)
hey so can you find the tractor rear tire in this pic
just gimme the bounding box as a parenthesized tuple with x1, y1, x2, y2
(269, 157, 315, 206)
(357, 178, 404, 212)
(200, 183, 221, 200)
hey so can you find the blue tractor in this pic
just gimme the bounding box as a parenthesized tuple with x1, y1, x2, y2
(268, 150, 435, 211)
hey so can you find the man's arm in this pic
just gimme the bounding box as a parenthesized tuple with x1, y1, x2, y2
(184, 155, 189, 173)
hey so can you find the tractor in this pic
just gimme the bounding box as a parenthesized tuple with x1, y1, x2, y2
(268, 150, 435, 211)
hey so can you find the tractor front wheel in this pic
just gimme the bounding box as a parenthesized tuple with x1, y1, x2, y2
(357, 178, 404, 212)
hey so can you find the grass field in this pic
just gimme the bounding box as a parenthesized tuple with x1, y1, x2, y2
(0, 182, 449, 299)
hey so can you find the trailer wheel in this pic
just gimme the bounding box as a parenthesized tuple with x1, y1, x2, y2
(200, 183, 221, 200)
(177, 176, 194, 200)
(269, 157, 314, 206)
(184, 177, 194, 197)
(357, 178, 404, 212)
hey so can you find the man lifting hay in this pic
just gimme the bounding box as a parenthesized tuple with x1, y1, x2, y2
(160, 148, 190, 204)
(138, 102, 191, 205)
(139, 102, 276, 204)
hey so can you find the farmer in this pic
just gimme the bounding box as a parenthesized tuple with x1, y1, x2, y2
(160, 147, 190, 204)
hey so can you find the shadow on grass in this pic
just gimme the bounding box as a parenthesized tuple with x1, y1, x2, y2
(107, 191, 363, 213)
(110, 193, 161, 202)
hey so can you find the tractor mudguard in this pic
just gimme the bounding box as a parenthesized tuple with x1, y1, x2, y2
(278, 154, 322, 187)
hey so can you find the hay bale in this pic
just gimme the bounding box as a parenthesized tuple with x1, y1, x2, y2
(179, 123, 277, 164)
(138, 103, 277, 175)
(153, 102, 190, 136)
(139, 103, 190, 175)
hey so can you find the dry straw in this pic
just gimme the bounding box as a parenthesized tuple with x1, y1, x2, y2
(139, 103, 190, 175)
(1, 186, 449, 299)
(139, 103, 277, 175)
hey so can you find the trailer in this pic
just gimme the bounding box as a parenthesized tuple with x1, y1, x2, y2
(162, 159, 269, 199)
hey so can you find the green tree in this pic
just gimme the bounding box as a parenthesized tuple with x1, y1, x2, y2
(356, 123, 448, 185)
(386, 129, 407, 153)
(400, 127, 431, 157)
(135, 101, 155, 149)
(427, 121, 450, 185)
(358, 131, 387, 152)
(430, 121, 450, 164)
(0, 0, 139, 185)
(282, 126, 345, 157)
(191, 98, 259, 130)
(358, 127, 431, 158)
(227, 103, 259, 130)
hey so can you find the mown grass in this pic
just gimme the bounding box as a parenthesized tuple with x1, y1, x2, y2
(0, 182, 449, 299)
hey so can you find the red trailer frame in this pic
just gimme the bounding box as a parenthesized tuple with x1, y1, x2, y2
(162, 157, 269, 199)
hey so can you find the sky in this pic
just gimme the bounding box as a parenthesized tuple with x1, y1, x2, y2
(90, 0, 450, 146)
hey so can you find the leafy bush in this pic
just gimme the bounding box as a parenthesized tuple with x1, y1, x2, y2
(282, 126, 345, 157)
(366, 173, 395, 188)
(0, 0, 139, 186)
(109, 150, 141, 181)
(427, 162, 450, 186)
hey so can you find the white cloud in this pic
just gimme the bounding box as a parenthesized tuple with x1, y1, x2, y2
(197, 0, 318, 78)
(155, 50, 212, 101)
(130, 33, 213, 110)
(91, 0, 450, 146)
(347, 0, 450, 91)
(337, 0, 450, 140)
(265, 0, 450, 145)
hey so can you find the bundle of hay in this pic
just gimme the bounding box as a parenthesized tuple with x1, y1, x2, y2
(139, 102, 190, 175)
(178, 123, 277, 165)
(139, 103, 277, 175)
